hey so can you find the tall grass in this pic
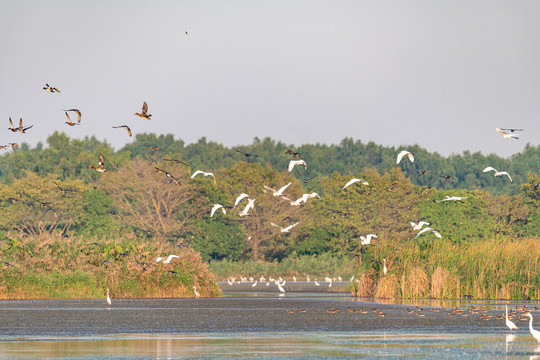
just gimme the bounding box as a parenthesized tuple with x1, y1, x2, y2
(0, 232, 219, 299)
(362, 237, 540, 300)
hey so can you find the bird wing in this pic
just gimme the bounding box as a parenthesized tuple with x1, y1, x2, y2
(191, 170, 203, 179)
(64, 112, 73, 124)
(125, 126, 132, 137)
(499, 172, 512, 181)
(99, 155, 105, 167)
(166, 254, 179, 262)
(343, 178, 359, 189)
(270, 222, 283, 230)
(234, 193, 250, 207)
(19, 118, 23, 128)
(75, 109, 81, 122)
(288, 160, 298, 172)
(9, 117, 14, 129)
(496, 128, 509, 135)
(432, 230, 442, 238)
(418, 221, 430, 228)
(483, 167, 496, 173)
(211, 204, 223, 217)
(415, 227, 433, 238)
(276, 182, 291, 195)
(366, 234, 378, 241)
(284, 222, 299, 232)
(142, 101, 148, 113)
(396, 151, 407, 164)
(263, 185, 276, 194)
(407, 153, 415, 162)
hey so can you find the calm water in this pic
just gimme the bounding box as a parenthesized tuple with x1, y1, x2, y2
(1, 288, 540, 359)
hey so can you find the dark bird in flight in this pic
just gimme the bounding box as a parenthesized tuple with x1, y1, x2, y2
(500, 128, 524, 133)
(1, 261, 15, 267)
(135, 101, 152, 119)
(64, 112, 81, 126)
(90, 154, 106, 172)
(8, 143, 19, 150)
(100, 260, 112, 266)
(112, 125, 132, 137)
(296, 169, 314, 183)
(154, 167, 181, 185)
(88, 242, 103, 247)
(63, 109, 81, 123)
(163, 159, 190, 167)
(150, 146, 159, 153)
(43, 84, 60, 93)
(285, 149, 303, 159)
(174, 242, 190, 249)
(234, 148, 258, 158)
(443, 175, 454, 181)
(167, 270, 178, 275)
(417, 170, 427, 175)
(54, 182, 76, 193)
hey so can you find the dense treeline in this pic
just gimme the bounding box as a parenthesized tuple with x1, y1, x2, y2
(0, 132, 539, 299)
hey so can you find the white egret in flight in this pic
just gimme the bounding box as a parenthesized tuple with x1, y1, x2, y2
(483, 167, 512, 182)
(191, 170, 216, 183)
(288, 159, 307, 172)
(270, 222, 299, 233)
(396, 150, 414, 164)
(343, 178, 369, 189)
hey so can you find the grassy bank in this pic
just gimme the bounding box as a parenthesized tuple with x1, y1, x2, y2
(0, 233, 219, 299)
(357, 237, 540, 300)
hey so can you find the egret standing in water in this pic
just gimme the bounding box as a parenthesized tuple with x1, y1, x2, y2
(526, 312, 540, 342)
(505, 305, 517, 331)
(106, 289, 111, 305)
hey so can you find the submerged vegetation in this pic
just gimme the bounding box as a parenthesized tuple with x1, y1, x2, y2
(0, 132, 539, 299)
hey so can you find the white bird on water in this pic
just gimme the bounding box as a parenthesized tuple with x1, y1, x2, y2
(483, 167, 513, 182)
(270, 222, 299, 233)
(106, 289, 111, 305)
(210, 204, 226, 217)
(263, 183, 291, 197)
(415, 227, 442, 239)
(288, 159, 307, 172)
(191, 170, 216, 184)
(526, 312, 540, 342)
(396, 150, 414, 164)
(411, 221, 430, 230)
(360, 234, 378, 245)
(505, 305, 517, 331)
(343, 178, 369, 190)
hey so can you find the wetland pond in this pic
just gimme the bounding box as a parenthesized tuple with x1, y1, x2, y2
(1, 282, 539, 359)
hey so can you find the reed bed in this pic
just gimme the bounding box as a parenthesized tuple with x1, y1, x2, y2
(0, 233, 219, 299)
(358, 237, 540, 300)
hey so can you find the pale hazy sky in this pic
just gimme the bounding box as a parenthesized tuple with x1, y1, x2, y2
(1, 1, 539, 157)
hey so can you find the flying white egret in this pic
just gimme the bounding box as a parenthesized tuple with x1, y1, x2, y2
(483, 167, 513, 182)
(411, 221, 430, 230)
(290, 192, 321, 206)
(288, 159, 307, 172)
(210, 204, 226, 217)
(415, 227, 442, 239)
(191, 170, 216, 183)
(106, 289, 111, 305)
(234, 193, 250, 207)
(193, 286, 200, 298)
(263, 182, 291, 197)
(526, 312, 540, 342)
(239, 198, 256, 217)
(437, 196, 469, 202)
(156, 255, 180, 263)
(343, 178, 369, 189)
(360, 234, 378, 245)
(396, 150, 414, 164)
(505, 305, 517, 331)
(270, 222, 299, 233)
(495, 128, 519, 139)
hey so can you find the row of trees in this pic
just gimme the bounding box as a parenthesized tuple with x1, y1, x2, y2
(1, 132, 539, 195)
(0, 132, 538, 263)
